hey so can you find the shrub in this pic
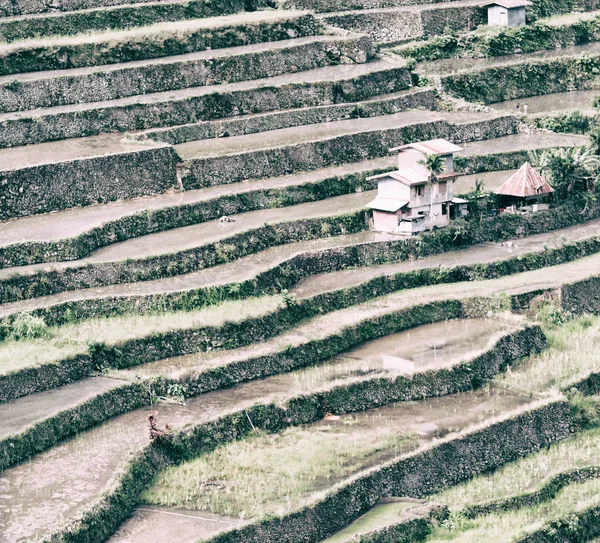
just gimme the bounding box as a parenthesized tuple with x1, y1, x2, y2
(9, 313, 50, 340)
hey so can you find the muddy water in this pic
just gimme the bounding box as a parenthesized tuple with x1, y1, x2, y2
(0, 191, 374, 279)
(175, 110, 495, 160)
(492, 90, 598, 115)
(417, 41, 600, 76)
(113, 318, 515, 386)
(139, 387, 533, 529)
(291, 217, 600, 298)
(0, 317, 518, 541)
(459, 133, 587, 155)
(0, 157, 396, 247)
(455, 169, 516, 194)
(0, 400, 229, 543)
(112, 387, 532, 543)
(321, 499, 424, 543)
(108, 507, 244, 543)
(0, 231, 391, 319)
(0, 376, 123, 439)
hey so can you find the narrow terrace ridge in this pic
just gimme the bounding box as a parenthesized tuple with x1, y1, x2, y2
(1, 318, 520, 444)
(0, 60, 410, 148)
(279, 0, 480, 13)
(417, 41, 600, 76)
(0, 191, 373, 278)
(0, 157, 395, 247)
(0, 381, 535, 542)
(0, 4, 311, 42)
(0, 33, 372, 112)
(320, 0, 484, 44)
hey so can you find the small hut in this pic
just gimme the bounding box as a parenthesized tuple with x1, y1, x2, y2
(481, 0, 531, 27)
(495, 162, 554, 211)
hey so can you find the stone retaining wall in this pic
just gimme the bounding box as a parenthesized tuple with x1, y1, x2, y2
(0, 65, 411, 148)
(0, 145, 179, 221)
(1, 34, 368, 112)
(184, 116, 519, 187)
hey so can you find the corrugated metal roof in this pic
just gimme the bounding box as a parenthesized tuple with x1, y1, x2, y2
(495, 163, 554, 198)
(389, 139, 463, 156)
(481, 0, 532, 8)
(366, 198, 409, 212)
(367, 169, 428, 186)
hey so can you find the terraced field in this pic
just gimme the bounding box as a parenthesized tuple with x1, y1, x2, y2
(4, 0, 600, 542)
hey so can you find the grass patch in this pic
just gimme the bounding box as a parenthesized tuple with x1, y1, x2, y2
(0, 295, 280, 375)
(142, 413, 418, 519)
(494, 314, 599, 394)
(432, 426, 600, 510)
(427, 477, 600, 542)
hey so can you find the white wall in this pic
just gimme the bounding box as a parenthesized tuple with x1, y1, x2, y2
(488, 5, 526, 27)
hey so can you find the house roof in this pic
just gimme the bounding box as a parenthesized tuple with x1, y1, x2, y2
(495, 162, 554, 198)
(367, 168, 429, 186)
(366, 198, 409, 212)
(389, 139, 463, 156)
(481, 0, 532, 8)
(436, 171, 462, 180)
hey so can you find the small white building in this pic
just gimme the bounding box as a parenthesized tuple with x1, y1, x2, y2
(366, 139, 468, 235)
(482, 0, 531, 27)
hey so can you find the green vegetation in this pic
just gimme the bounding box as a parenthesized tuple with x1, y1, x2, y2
(533, 110, 596, 135)
(494, 310, 598, 394)
(0, 295, 279, 375)
(434, 425, 600, 509)
(397, 12, 600, 62)
(142, 413, 418, 519)
(428, 478, 600, 542)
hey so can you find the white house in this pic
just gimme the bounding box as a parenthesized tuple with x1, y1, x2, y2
(482, 0, 531, 27)
(366, 139, 468, 235)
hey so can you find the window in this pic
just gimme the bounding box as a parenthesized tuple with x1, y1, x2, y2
(416, 185, 424, 197)
(441, 203, 448, 216)
(438, 182, 447, 196)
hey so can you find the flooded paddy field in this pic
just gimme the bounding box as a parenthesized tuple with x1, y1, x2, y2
(0, 190, 373, 279)
(0, 316, 525, 542)
(135, 386, 533, 532)
(416, 41, 600, 76)
(112, 316, 517, 386)
(491, 90, 599, 116)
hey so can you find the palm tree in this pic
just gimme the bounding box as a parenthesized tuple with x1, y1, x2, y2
(418, 153, 446, 180)
(418, 153, 446, 226)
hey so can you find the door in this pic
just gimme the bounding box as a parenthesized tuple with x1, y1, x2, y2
(499, 9, 508, 26)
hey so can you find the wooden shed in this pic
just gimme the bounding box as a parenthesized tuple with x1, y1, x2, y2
(495, 162, 554, 209)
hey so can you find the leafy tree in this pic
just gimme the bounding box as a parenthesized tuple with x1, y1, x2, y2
(538, 147, 599, 200)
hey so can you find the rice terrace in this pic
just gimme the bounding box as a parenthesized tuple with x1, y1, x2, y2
(8, 0, 600, 541)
